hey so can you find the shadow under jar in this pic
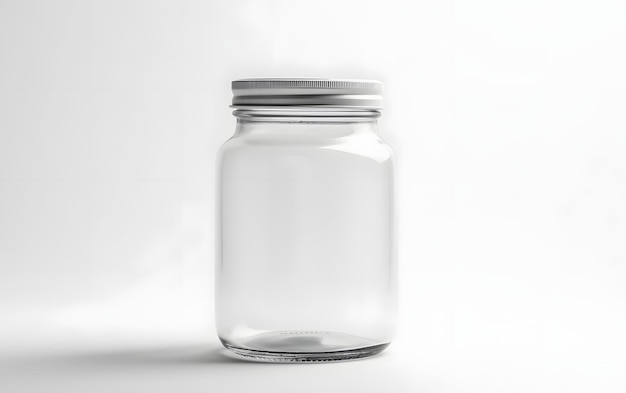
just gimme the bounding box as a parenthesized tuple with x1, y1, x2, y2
(216, 79, 396, 362)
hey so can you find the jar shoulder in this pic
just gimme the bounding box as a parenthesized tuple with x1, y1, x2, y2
(218, 133, 394, 164)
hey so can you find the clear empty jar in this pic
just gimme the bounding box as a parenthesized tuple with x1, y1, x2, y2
(216, 79, 396, 362)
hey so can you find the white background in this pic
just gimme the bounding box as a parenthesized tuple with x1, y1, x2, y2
(1, 0, 625, 392)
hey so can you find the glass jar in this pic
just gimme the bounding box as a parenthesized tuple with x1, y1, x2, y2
(216, 79, 396, 362)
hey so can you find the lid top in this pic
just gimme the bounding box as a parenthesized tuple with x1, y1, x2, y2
(232, 78, 382, 90)
(231, 78, 384, 109)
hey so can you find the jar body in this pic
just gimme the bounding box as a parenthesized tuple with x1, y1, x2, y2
(216, 114, 396, 362)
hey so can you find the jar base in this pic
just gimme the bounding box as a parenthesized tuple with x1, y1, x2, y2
(220, 331, 389, 363)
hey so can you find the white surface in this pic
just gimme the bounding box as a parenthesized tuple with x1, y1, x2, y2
(1, 0, 625, 392)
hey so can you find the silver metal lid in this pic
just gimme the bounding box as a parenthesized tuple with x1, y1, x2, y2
(231, 78, 384, 109)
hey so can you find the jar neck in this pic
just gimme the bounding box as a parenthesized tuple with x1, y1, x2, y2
(233, 108, 380, 139)
(232, 107, 381, 122)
